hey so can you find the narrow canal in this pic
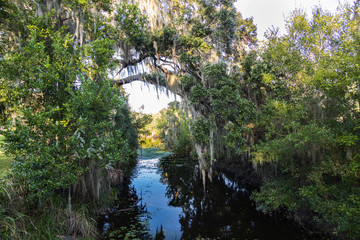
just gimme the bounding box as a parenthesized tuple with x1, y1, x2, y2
(99, 150, 323, 239)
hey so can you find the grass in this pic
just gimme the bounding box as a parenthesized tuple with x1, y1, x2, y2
(0, 135, 12, 178)
(137, 147, 170, 159)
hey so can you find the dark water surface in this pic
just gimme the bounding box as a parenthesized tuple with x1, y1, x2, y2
(99, 153, 321, 239)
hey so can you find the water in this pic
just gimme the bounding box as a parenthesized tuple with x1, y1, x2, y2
(99, 153, 322, 239)
(133, 157, 182, 239)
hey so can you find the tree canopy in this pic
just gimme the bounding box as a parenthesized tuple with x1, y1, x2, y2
(0, 0, 359, 239)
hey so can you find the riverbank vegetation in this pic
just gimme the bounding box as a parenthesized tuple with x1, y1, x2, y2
(0, 0, 359, 239)
(0, 1, 139, 238)
(154, 3, 360, 239)
(156, 102, 193, 156)
(0, 135, 12, 178)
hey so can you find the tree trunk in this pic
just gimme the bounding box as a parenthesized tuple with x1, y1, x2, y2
(357, 82, 360, 112)
(68, 186, 72, 214)
(195, 143, 207, 190)
(209, 129, 214, 183)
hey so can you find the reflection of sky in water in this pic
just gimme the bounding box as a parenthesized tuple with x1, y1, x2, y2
(100, 155, 323, 240)
(132, 158, 182, 239)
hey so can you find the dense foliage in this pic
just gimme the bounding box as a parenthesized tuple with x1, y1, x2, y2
(0, 0, 359, 239)
(249, 7, 360, 238)
(0, 0, 138, 238)
(156, 102, 192, 155)
(153, 2, 360, 239)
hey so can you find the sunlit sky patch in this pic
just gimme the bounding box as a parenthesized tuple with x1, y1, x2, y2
(236, 0, 351, 41)
(122, 81, 179, 114)
(123, 0, 353, 114)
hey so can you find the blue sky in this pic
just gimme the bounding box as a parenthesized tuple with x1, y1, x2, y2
(123, 0, 352, 114)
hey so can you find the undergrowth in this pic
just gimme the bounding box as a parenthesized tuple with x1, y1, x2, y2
(0, 178, 99, 239)
(0, 135, 12, 178)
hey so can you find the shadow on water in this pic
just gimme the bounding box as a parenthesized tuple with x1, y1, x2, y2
(98, 185, 152, 239)
(99, 150, 324, 239)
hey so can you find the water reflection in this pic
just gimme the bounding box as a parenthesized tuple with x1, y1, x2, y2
(100, 154, 321, 239)
(132, 157, 183, 239)
(160, 156, 314, 240)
